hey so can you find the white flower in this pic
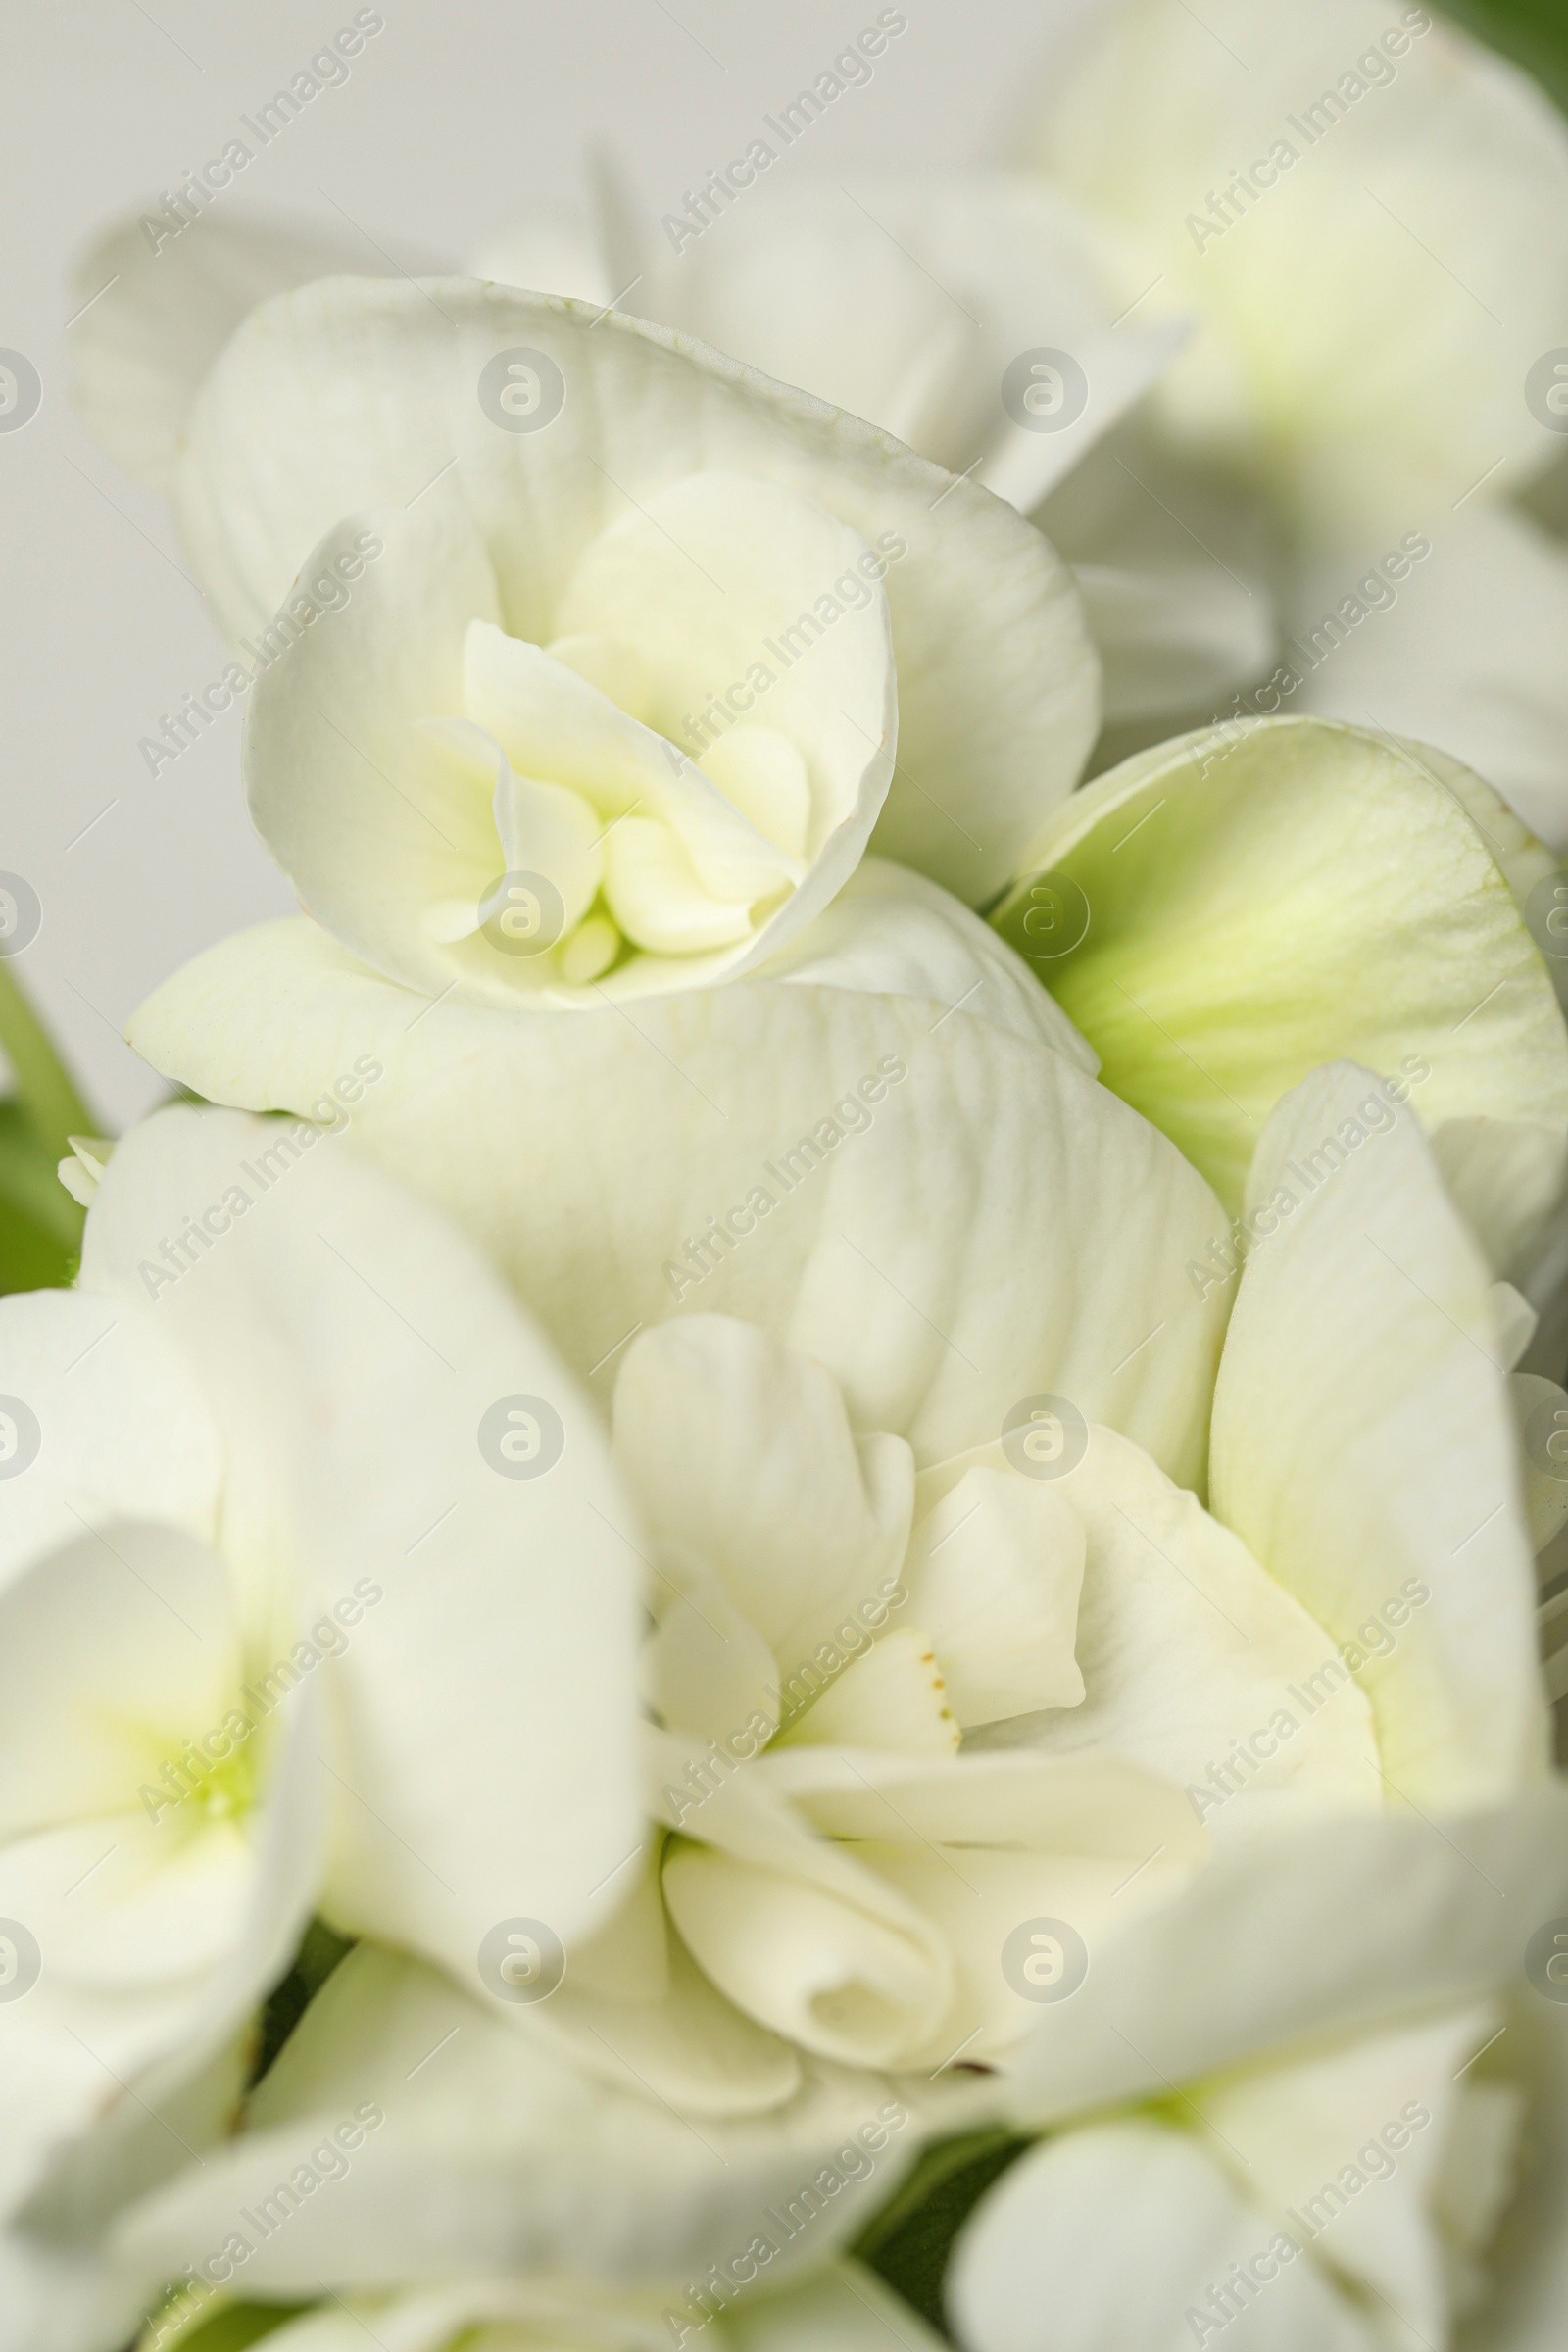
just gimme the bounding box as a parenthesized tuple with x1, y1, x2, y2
(238, 485, 902, 1004)
(142, 276, 1096, 916)
(66, 1059, 1566, 2323)
(0, 1103, 640, 2319)
(951, 1995, 1568, 2352)
(70, 173, 1273, 748)
(1026, 0, 1568, 524)
(600, 1313, 1209, 2082)
(1020, 0, 1568, 843)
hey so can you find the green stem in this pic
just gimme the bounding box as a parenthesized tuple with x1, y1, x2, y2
(0, 960, 97, 1161)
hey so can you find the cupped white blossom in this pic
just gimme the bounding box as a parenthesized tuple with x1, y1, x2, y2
(168, 277, 1097, 909)
(571, 1309, 1340, 2088)
(1026, 0, 1568, 525)
(0, 1104, 640, 2286)
(241, 485, 897, 1003)
(991, 717, 1568, 1273)
(560, 1039, 1554, 2111)
(71, 174, 1274, 750)
(950, 1996, 1560, 2352)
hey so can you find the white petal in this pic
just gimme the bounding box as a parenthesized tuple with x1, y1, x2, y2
(70, 211, 378, 489)
(0, 1663, 322, 2226)
(637, 172, 1174, 510)
(553, 469, 895, 881)
(750, 1744, 1207, 2069)
(614, 1315, 913, 1683)
(1002, 1782, 1568, 2129)
(109, 1941, 924, 2291)
(703, 727, 813, 860)
(1199, 2006, 1506, 2349)
(1210, 1064, 1546, 1806)
(79, 1103, 644, 1973)
(662, 1839, 951, 2072)
(126, 884, 1231, 1487)
(645, 1584, 781, 1748)
(0, 1523, 238, 1842)
(902, 1468, 1087, 1726)
(244, 499, 506, 997)
(970, 1425, 1381, 1827)
(535, 1882, 802, 2122)
(603, 815, 760, 954)
(0, 1289, 222, 1594)
(758, 858, 1098, 1068)
(777, 1626, 960, 1758)
(950, 2120, 1378, 2352)
(1073, 558, 1275, 727)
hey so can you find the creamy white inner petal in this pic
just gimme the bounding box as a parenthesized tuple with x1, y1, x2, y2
(0, 1521, 270, 1994)
(611, 1319, 1221, 2074)
(422, 629, 800, 974)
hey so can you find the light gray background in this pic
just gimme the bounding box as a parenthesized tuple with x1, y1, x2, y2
(0, 0, 1102, 1128)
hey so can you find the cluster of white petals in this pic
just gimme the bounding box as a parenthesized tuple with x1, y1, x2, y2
(10, 1, 1568, 2346)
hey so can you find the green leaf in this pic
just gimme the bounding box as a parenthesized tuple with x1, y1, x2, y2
(136, 2294, 313, 2352)
(1443, 0, 1568, 117)
(854, 2129, 1033, 2338)
(0, 961, 94, 1163)
(0, 1099, 81, 1295)
(248, 1917, 356, 2089)
(0, 961, 97, 1297)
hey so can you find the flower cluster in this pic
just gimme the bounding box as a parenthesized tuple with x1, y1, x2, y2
(4, 3, 1568, 2349)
